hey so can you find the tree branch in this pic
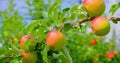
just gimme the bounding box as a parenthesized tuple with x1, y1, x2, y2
(0, 55, 22, 60)
(109, 17, 120, 21)
(59, 17, 120, 31)
(77, 17, 120, 25)
(0, 56, 14, 60)
(78, 17, 94, 25)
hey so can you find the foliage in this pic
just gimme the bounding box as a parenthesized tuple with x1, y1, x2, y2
(0, 0, 120, 63)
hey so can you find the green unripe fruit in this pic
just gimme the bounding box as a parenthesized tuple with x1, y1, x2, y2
(22, 52, 37, 63)
(83, 0, 105, 17)
(91, 16, 110, 36)
(46, 31, 66, 51)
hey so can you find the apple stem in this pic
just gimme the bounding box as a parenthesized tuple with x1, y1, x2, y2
(49, 26, 54, 31)
(58, 26, 63, 32)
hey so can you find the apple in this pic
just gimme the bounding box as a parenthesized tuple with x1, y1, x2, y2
(91, 16, 110, 36)
(106, 51, 117, 60)
(46, 31, 66, 51)
(106, 52, 113, 60)
(22, 52, 37, 63)
(90, 39, 97, 45)
(20, 34, 36, 51)
(83, 0, 105, 17)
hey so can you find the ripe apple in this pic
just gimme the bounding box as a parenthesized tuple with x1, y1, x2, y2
(22, 52, 37, 63)
(46, 31, 66, 51)
(91, 16, 110, 36)
(20, 34, 36, 51)
(83, 0, 105, 17)
(105, 51, 118, 60)
(106, 52, 113, 60)
(90, 39, 97, 45)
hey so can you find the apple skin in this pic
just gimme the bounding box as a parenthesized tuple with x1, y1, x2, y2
(91, 16, 110, 36)
(106, 52, 114, 60)
(90, 39, 97, 45)
(20, 34, 35, 51)
(22, 52, 37, 63)
(83, 0, 105, 17)
(46, 31, 66, 51)
(105, 51, 117, 60)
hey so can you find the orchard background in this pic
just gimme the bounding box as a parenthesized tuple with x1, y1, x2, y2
(0, 0, 120, 63)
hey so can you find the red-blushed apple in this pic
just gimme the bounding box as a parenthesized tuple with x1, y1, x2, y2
(46, 31, 66, 51)
(83, 0, 105, 17)
(90, 39, 97, 45)
(91, 16, 110, 36)
(20, 34, 35, 51)
(22, 52, 37, 63)
(105, 51, 117, 60)
(106, 52, 113, 60)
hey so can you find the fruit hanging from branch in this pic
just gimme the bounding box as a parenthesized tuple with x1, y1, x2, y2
(83, 0, 105, 17)
(46, 30, 66, 51)
(20, 34, 36, 51)
(105, 51, 118, 60)
(90, 16, 110, 36)
(90, 39, 97, 45)
(22, 52, 37, 63)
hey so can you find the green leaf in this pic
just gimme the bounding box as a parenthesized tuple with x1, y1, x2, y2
(112, 20, 118, 24)
(25, 20, 39, 33)
(63, 8, 70, 12)
(62, 47, 73, 63)
(23, 39, 31, 51)
(63, 22, 72, 32)
(25, 0, 30, 5)
(70, 5, 78, 12)
(10, 57, 22, 63)
(78, 14, 87, 19)
(43, 45, 50, 63)
(109, 2, 120, 15)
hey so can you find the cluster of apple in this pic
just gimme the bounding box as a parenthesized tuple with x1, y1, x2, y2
(83, 0, 110, 36)
(19, 0, 117, 62)
(46, 0, 111, 52)
(105, 51, 117, 60)
(90, 39, 118, 60)
(20, 32, 66, 63)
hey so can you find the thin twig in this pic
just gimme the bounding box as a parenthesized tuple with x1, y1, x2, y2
(77, 17, 120, 25)
(109, 17, 120, 21)
(0, 55, 22, 60)
(78, 17, 94, 25)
